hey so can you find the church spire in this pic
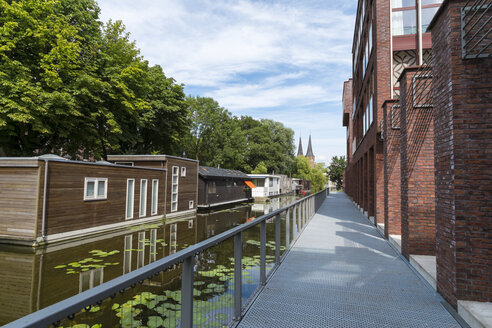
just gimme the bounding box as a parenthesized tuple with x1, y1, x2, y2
(297, 136, 304, 156)
(306, 134, 314, 157)
(306, 134, 315, 168)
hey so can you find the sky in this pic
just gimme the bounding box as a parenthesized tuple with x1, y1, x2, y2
(98, 0, 356, 166)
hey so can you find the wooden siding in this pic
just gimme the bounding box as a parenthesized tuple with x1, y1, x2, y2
(0, 167, 40, 239)
(164, 158, 198, 214)
(44, 162, 166, 235)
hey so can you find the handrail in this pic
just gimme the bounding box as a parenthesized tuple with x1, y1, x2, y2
(4, 189, 328, 328)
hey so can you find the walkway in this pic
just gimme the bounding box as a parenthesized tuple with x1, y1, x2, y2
(238, 192, 461, 328)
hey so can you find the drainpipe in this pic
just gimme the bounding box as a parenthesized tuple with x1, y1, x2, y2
(41, 159, 48, 242)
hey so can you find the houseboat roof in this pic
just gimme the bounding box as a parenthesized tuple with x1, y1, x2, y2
(0, 156, 167, 171)
(107, 154, 198, 163)
(199, 166, 249, 179)
(247, 174, 281, 178)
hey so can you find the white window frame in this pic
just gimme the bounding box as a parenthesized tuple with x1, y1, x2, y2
(126, 179, 135, 220)
(151, 179, 159, 215)
(181, 167, 186, 177)
(139, 179, 147, 218)
(189, 200, 194, 209)
(171, 166, 179, 212)
(84, 178, 108, 201)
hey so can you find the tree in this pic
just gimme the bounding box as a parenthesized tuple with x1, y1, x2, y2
(293, 156, 328, 192)
(239, 117, 295, 174)
(183, 96, 246, 168)
(328, 156, 347, 190)
(0, 1, 189, 158)
(251, 161, 267, 174)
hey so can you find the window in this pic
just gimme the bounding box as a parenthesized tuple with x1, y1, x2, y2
(421, 6, 439, 32)
(84, 178, 107, 200)
(151, 179, 159, 215)
(139, 179, 147, 217)
(181, 167, 186, 177)
(208, 181, 216, 193)
(171, 166, 179, 212)
(269, 178, 273, 187)
(392, 9, 417, 35)
(369, 95, 373, 126)
(126, 179, 135, 219)
(189, 200, 194, 209)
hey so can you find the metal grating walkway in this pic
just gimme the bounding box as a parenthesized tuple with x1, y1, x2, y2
(237, 192, 461, 328)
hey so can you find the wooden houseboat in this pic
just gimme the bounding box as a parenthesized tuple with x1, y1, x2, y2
(197, 166, 254, 209)
(0, 155, 167, 246)
(107, 155, 198, 218)
(247, 174, 281, 201)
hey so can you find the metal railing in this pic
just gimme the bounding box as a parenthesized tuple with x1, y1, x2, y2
(4, 189, 328, 328)
(461, 0, 492, 59)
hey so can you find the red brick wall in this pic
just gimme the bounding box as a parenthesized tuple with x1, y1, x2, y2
(383, 99, 401, 237)
(399, 67, 436, 259)
(431, 0, 492, 308)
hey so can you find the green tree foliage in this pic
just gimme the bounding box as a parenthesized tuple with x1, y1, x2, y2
(294, 156, 328, 192)
(0, 0, 188, 158)
(183, 100, 295, 174)
(327, 156, 347, 189)
(251, 161, 267, 174)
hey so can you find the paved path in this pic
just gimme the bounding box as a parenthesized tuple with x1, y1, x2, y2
(238, 192, 461, 328)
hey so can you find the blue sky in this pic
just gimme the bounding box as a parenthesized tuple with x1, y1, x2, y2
(98, 0, 356, 166)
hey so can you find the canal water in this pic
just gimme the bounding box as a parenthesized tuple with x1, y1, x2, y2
(0, 194, 301, 326)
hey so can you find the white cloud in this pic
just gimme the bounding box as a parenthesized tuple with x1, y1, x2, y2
(97, 0, 355, 165)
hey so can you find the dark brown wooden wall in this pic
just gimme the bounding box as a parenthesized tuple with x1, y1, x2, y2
(164, 158, 198, 214)
(198, 177, 250, 206)
(0, 166, 40, 239)
(44, 162, 166, 235)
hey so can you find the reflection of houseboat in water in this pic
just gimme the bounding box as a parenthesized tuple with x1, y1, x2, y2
(0, 207, 251, 325)
(0, 193, 296, 325)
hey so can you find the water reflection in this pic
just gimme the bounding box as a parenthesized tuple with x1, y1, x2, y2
(0, 195, 299, 325)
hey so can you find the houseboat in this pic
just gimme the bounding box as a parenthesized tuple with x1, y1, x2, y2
(0, 155, 167, 246)
(107, 155, 198, 219)
(198, 166, 254, 209)
(247, 174, 281, 201)
(279, 174, 294, 195)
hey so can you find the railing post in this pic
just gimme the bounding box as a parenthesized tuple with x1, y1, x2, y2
(234, 232, 242, 320)
(260, 220, 266, 285)
(285, 208, 290, 248)
(275, 214, 280, 264)
(293, 205, 297, 237)
(181, 255, 194, 328)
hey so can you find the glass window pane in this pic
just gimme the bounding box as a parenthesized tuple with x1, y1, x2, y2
(392, 0, 415, 8)
(422, 0, 441, 5)
(86, 181, 95, 197)
(127, 180, 134, 218)
(140, 180, 147, 216)
(422, 6, 439, 32)
(152, 180, 158, 214)
(97, 180, 105, 197)
(392, 9, 417, 35)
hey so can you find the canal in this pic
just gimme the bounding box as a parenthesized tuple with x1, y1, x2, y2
(0, 194, 301, 326)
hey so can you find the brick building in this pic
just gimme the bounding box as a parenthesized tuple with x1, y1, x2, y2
(343, 0, 492, 323)
(343, 0, 442, 226)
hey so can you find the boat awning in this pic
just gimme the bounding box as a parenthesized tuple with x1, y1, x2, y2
(244, 180, 256, 188)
